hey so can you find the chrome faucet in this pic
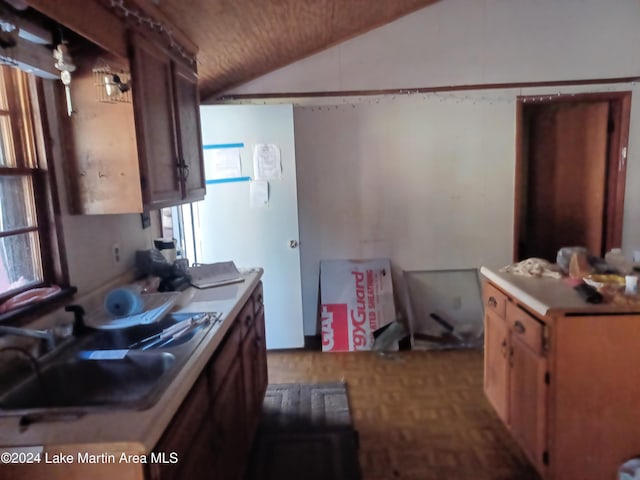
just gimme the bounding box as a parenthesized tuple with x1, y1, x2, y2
(0, 325, 56, 353)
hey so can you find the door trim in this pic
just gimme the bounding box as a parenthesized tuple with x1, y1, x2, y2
(513, 92, 631, 261)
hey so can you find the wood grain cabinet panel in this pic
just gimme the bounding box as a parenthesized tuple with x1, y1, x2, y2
(509, 333, 547, 472)
(130, 32, 205, 210)
(149, 283, 267, 480)
(483, 279, 640, 479)
(483, 309, 510, 424)
(172, 61, 206, 203)
(65, 31, 206, 214)
(130, 32, 182, 209)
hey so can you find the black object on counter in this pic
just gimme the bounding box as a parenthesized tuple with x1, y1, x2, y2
(65, 304, 94, 336)
(573, 283, 603, 304)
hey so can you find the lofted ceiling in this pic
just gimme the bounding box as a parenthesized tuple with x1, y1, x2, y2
(155, 0, 441, 100)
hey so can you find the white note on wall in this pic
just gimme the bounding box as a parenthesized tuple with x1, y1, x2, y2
(253, 144, 282, 180)
(205, 147, 242, 180)
(250, 180, 269, 208)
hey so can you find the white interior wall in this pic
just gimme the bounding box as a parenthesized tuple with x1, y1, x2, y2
(225, 0, 640, 95)
(215, 0, 640, 335)
(292, 83, 640, 335)
(61, 214, 155, 294)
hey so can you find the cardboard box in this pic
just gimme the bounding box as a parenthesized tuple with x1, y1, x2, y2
(320, 259, 396, 352)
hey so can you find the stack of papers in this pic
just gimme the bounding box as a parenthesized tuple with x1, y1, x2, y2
(188, 261, 245, 289)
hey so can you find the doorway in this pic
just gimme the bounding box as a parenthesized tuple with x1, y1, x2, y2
(514, 92, 631, 262)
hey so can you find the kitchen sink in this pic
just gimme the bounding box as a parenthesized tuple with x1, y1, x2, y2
(85, 313, 217, 351)
(0, 312, 222, 417)
(0, 352, 175, 411)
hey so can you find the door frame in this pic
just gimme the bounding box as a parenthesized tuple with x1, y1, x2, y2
(513, 91, 632, 261)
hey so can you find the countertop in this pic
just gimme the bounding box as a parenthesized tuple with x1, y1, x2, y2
(0, 269, 263, 454)
(480, 266, 640, 316)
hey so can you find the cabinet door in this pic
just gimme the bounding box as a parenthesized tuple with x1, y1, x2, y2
(130, 33, 182, 209)
(484, 309, 509, 423)
(149, 375, 211, 480)
(242, 325, 260, 439)
(254, 306, 268, 401)
(211, 360, 248, 480)
(172, 61, 205, 202)
(509, 333, 548, 472)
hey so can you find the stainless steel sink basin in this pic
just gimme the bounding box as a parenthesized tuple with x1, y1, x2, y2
(86, 313, 215, 351)
(0, 312, 222, 418)
(0, 352, 175, 412)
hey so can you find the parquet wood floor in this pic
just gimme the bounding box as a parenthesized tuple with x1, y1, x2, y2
(266, 349, 540, 480)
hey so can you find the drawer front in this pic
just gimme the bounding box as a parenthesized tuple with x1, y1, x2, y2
(483, 282, 508, 318)
(506, 302, 544, 355)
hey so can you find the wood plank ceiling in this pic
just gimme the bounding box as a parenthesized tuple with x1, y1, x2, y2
(156, 0, 441, 100)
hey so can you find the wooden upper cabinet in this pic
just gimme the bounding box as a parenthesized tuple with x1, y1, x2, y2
(172, 61, 206, 202)
(130, 32, 182, 209)
(130, 32, 204, 209)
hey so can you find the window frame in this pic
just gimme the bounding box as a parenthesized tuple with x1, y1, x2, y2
(0, 65, 72, 319)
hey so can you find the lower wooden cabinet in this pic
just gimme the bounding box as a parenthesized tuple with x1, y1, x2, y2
(483, 277, 640, 479)
(211, 359, 247, 480)
(149, 282, 267, 480)
(148, 376, 213, 480)
(483, 309, 509, 424)
(509, 332, 547, 472)
(483, 283, 549, 473)
(242, 304, 268, 440)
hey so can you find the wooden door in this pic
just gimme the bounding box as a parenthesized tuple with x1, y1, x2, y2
(130, 33, 182, 209)
(483, 309, 509, 423)
(509, 334, 548, 472)
(523, 101, 609, 261)
(172, 61, 205, 202)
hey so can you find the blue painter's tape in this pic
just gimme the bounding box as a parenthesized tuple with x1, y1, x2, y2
(203, 143, 244, 150)
(206, 176, 251, 185)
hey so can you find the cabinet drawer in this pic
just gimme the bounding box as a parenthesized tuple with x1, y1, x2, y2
(483, 282, 508, 318)
(506, 302, 545, 355)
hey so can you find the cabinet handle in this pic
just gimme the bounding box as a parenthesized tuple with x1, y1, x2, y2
(175, 160, 190, 181)
(514, 320, 526, 334)
(501, 339, 508, 357)
(488, 296, 497, 308)
(509, 346, 514, 367)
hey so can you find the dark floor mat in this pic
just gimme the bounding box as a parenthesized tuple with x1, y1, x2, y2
(246, 382, 362, 480)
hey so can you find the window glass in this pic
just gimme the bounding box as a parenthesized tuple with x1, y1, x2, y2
(0, 71, 7, 110)
(0, 231, 42, 295)
(0, 116, 16, 167)
(0, 175, 37, 231)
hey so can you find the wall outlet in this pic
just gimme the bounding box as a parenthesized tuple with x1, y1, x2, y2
(112, 243, 121, 263)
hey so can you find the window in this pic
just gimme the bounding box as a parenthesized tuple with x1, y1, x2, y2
(0, 65, 67, 305)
